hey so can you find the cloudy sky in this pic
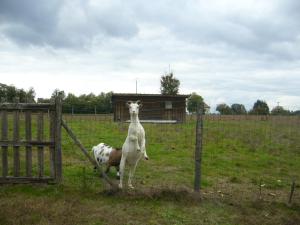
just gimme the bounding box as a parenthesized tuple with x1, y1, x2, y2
(0, 0, 300, 111)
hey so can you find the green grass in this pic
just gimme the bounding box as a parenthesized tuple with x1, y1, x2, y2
(0, 114, 300, 224)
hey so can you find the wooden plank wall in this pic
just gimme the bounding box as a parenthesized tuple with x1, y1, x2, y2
(113, 96, 188, 122)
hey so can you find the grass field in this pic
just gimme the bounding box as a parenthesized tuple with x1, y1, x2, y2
(0, 114, 300, 225)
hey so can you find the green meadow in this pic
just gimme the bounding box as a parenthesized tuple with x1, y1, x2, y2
(0, 114, 299, 225)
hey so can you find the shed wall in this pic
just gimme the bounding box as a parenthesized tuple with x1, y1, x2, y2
(112, 95, 187, 122)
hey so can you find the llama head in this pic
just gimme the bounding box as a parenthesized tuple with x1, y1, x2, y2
(126, 100, 142, 116)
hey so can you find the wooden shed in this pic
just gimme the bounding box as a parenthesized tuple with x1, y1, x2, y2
(111, 93, 190, 123)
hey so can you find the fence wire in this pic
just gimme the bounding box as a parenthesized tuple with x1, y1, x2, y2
(60, 113, 300, 204)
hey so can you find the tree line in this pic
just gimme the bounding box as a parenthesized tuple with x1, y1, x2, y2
(40, 89, 113, 114)
(0, 83, 36, 103)
(0, 83, 112, 114)
(1, 82, 299, 115)
(216, 100, 300, 115)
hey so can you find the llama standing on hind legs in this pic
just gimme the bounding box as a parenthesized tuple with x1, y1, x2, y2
(119, 100, 149, 189)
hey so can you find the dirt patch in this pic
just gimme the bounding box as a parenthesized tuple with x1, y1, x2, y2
(101, 186, 202, 203)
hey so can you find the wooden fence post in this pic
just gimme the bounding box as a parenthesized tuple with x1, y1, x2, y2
(194, 102, 204, 192)
(49, 111, 56, 178)
(55, 96, 63, 182)
(37, 113, 44, 177)
(25, 111, 32, 177)
(1, 111, 8, 177)
(13, 106, 20, 177)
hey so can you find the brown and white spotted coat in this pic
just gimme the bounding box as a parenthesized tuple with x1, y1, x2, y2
(92, 143, 122, 178)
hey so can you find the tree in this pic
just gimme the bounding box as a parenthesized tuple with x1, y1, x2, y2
(160, 72, 180, 95)
(0, 83, 36, 103)
(250, 100, 269, 115)
(187, 92, 204, 113)
(271, 106, 290, 115)
(25, 87, 36, 103)
(51, 89, 66, 101)
(37, 98, 50, 103)
(3, 84, 17, 102)
(231, 104, 247, 115)
(216, 103, 232, 115)
(100, 91, 113, 113)
(62, 91, 113, 114)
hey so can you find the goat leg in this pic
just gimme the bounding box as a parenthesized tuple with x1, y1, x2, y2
(116, 166, 120, 180)
(105, 165, 110, 174)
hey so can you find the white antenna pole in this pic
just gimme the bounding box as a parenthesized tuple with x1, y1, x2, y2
(136, 78, 137, 94)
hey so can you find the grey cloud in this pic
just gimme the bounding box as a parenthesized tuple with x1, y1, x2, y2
(0, 1, 60, 30)
(0, 0, 299, 111)
(1, 0, 300, 61)
(129, 0, 300, 61)
(0, 0, 138, 48)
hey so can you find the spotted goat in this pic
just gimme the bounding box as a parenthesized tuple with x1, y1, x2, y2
(91, 143, 122, 178)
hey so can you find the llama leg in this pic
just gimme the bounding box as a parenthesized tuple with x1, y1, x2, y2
(119, 155, 126, 189)
(136, 140, 141, 151)
(143, 151, 149, 160)
(128, 161, 139, 189)
(128, 166, 134, 189)
(141, 139, 149, 160)
(134, 140, 140, 151)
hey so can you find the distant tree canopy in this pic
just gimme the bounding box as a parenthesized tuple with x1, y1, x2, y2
(62, 91, 112, 114)
(293, 110, 300, 115)
(3, 83, 299, 116)
(160, 72, 180, 95)
(216, 103, 232, 115)
(0, 83, 36, 103)
(231, 104, 247, 115)
(271, 106, 290, 115)
(250, 100, 269, 115)
(51, 89, 66, 100)
(187, 92, 204, 113)
(37, 89, 113, 114)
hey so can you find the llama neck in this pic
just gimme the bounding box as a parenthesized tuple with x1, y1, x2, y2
(130, 113, 139, 123)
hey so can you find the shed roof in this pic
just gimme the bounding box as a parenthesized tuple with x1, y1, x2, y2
(111, 93, 210, 109)
(112, 93, 190, 98)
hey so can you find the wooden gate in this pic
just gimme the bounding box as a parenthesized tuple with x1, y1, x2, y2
(0, 98, 62, 184)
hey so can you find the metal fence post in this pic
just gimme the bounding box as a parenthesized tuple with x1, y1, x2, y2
(194, 102, 204, 192)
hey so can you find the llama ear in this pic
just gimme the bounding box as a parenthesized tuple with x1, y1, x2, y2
(136, 100, 142, 108)
(126, 101, 132, 107)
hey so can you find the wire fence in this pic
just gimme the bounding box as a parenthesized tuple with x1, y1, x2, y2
(61, 111, 300, 204)
(1, 98, 299, 220)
